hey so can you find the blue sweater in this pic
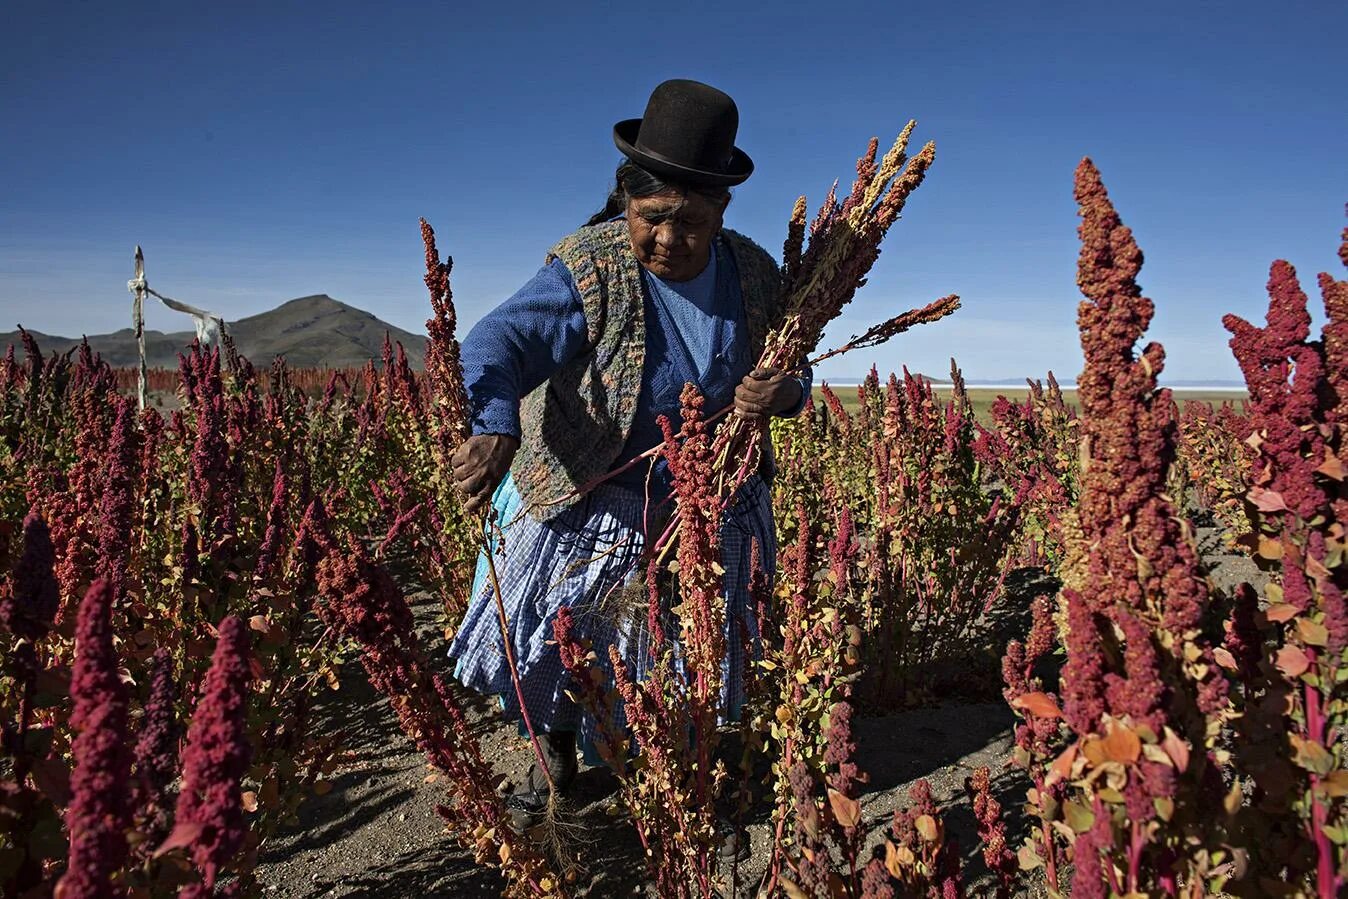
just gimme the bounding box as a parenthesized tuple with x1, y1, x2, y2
(461, 236, 811, 498)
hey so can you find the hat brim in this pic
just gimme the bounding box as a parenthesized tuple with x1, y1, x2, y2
(613, 118, 754, 188)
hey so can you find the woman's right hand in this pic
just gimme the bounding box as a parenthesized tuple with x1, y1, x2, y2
(451, 433, 520, 517)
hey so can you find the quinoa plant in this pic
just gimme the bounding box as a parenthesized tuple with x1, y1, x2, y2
(314, 534, 567, 898)
(772, 365, 1021, 708)
(552, 385, 734, 898)
(159, 615, 253, 894)
(860, 780, 964, 899)
(1219, 228, 1348, 896)
(0, 513, 67, 894)
(57, 578, 130, 899)
(0, 334, 368, 893)
(972, 372, 1079, 570)
(965, 766, 1016, 899)
(998, 594, 1069, 894)
(1173, 400, 1254, 546)
(1016, 159, 1235, 896)
(758, 503, 866, 897)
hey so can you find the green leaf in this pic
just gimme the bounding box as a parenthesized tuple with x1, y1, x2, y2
(21, 727, 54, 756)
(1064, 800, 1095, 833)
(0, 847, 23, 883)
(1097, 787, 1125, 804)
(1322, 825, 1348, 846)
(1017, 843, 1043, 871)
(1291, 736, 1335, 776)
(27, 810, 66, 860)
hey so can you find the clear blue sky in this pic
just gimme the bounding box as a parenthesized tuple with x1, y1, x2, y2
(2, 0, 1343, 383)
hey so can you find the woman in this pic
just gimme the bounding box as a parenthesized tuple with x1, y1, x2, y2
(448, 79, 810, 829)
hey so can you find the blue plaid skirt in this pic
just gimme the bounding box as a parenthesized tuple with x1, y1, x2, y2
(448, 472, 775, 750)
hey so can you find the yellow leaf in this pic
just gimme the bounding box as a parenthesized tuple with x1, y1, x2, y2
(499, 841, 511, 865)
(1142, 743, 1173, 767)
(781, 877, 809, 899)
(885, 841, 915, 877)
(1297, 618, 1329, 647)
(915, 814, 939, 842)
(1223, 782, 1243, 815)
(1321, 770, 1348, 798)
(1291, 736, 1335, 776)
(1256, 535, 1284, 561)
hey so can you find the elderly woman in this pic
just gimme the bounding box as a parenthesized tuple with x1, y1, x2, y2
(448, 79, 810, 829)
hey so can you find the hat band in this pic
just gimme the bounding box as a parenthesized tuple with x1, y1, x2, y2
(633, 138, 733, 176)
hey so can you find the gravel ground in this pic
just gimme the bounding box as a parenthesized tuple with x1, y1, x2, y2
(252, 523, 1263, 898)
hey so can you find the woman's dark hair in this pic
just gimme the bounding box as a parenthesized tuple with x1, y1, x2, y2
(585, 159, 730, 227)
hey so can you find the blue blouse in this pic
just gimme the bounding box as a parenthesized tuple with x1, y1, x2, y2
(461, 233, 811, 500)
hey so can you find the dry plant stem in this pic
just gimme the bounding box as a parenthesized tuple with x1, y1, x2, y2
(479, 511, 555, 794)
(758, 736, 796, 897)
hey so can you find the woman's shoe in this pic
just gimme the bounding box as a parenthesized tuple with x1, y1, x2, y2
(715, 821, 751, 865)
(506, 731, 578, 833)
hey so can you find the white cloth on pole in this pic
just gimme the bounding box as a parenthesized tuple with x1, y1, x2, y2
(150, 289, 226, 346)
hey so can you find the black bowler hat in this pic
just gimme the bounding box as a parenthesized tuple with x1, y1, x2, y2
(613, 79, 754, 188)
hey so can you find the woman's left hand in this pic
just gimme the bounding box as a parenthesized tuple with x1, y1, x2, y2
(734, 367, 802, 420)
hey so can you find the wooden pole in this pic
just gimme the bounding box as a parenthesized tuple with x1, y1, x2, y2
(130, 246, 147, 411)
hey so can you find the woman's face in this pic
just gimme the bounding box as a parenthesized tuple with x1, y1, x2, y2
(626, 189, 729, 282)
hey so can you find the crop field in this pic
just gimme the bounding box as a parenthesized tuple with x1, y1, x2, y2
(819, 386, 1247, 426)
(0, 150, 1343, 899)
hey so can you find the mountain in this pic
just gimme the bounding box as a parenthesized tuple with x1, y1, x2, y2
(1, 295, 428, 369)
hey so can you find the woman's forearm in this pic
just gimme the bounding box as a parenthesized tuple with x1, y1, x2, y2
(461, 260, 588, 438)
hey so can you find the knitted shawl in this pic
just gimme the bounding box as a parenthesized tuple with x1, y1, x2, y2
(511, 220, 783, 518)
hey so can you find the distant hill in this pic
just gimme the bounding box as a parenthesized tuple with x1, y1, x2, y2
(1, 295, 428, 369)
